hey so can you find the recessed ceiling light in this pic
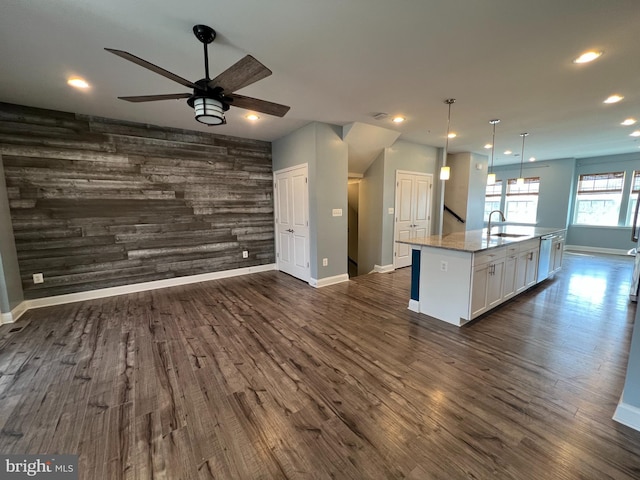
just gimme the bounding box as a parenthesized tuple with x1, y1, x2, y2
(621, 118, 637, 126)
(573, 50, 603, 64)
(504, 150, 512, 155)
(392, 116, 405, 123)
(529, 157, 536, 162)
(67, 77, 90, 89)
(630, 130, 640, 137)
(447, 132, 457, 138)
(245, 113, 260, 121)
(484, 143, 492, 149)
(604, 94, 624, 104)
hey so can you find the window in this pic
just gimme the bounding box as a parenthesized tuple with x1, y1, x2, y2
(627, 171, 640, 226)
(505, 177, 539, 223)
(484, 180, 503, 221)
(574, 171, 624, 226)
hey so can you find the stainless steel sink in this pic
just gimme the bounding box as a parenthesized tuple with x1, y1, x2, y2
(491, 232, 527, 238)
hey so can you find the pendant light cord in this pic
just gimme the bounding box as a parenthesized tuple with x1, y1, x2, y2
(489, 119, 500, 174)
(519, 132, 529, 182)
(444, 99, 455, 155)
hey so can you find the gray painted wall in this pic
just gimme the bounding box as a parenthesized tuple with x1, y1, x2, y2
(443, 152, 487, 233)
(567, 153, 639, 251)
(314, 123, 348, 279)
(382, 141, 438, 267)
(357, 140, 438, 272)
(358, 152, 384, 275)
(273, 122, 348, 281)
(491, 157, 575, 229)
(0, 154, 23, 312)
(492, 153, 639, 250)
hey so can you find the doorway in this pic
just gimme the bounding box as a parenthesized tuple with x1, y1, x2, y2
(394, 171, 433, 269)
(274, 164, 310, 282)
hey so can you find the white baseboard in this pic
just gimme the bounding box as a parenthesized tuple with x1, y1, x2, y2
(408, 299, 420, 313)
(565, 245, 629, 256)
(1, 302, 28, 325)
(374, 264, 395, 273)
(613, 399, 640, 432)
(309, 274, 350, 288)
(16, 264, 276, 314)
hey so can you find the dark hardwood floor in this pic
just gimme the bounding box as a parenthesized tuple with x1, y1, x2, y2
(0, 252, 639, 479)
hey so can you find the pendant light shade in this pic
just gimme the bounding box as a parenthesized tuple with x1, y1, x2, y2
(440, 98, 456, 181)
(517, 132, 528, 185)
(487, 119, 500, 185)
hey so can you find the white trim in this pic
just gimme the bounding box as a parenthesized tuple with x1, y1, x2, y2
(374, 264, 395, 273)
(613, 399, 640, 432)
(0, 302, 28, 325)
(309, 274, 349, 288)
(408, 299, 420, 313)
(19, 264, 276, 312)
(565, 245, 629, 256)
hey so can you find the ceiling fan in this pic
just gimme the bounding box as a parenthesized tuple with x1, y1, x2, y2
(105, 24, 290, 125)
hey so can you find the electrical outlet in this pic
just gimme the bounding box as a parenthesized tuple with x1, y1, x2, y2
(33, 273, 44, 284)
(242, 250, 249, 258)
(322, 258, 328, 267)
(440, 261, 448, 272)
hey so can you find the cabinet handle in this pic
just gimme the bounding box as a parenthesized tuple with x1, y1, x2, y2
(528, 252, 533, 261)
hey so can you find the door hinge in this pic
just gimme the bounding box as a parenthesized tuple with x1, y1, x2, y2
(305, 177, 308, 184)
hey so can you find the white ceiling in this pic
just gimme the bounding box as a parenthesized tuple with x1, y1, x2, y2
(2, 0, 640, 167)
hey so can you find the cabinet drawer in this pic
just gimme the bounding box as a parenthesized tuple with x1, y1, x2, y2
(505, 245, 519, 257)
(473, 247, 505, 266)
(518, 239, 540, 252)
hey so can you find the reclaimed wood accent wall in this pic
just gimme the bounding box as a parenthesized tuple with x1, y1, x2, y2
(0, 102, 275, 300)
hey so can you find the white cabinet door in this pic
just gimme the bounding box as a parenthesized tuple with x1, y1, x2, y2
(515, 250, 529, 293)
(551, 238, 564, 274)
(394, 171, 433, 268)
(471, 263, 490, 317)
(503, 254, 518, 299)
(487, 258, 505, 309)
(274, 165, 309, 282)
(525, 247, 539, 288)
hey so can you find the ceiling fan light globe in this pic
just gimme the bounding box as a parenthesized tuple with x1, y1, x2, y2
(194, 97, 225, 125)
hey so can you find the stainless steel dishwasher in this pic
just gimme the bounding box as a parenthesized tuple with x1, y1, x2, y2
(537, 234, 555, 282)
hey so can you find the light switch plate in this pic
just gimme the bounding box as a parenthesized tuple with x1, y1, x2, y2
(388, 207, 394, 214)
(332, 208, 343, 217)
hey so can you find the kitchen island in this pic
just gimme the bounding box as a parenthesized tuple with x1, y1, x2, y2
(398, 226, 565, 326)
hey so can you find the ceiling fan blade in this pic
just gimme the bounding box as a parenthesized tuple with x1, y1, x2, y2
(209, 55, 272, 92)
(118, 93, 191, 103)
(229, 94, 290, 117)
(105, 48, 197, 89)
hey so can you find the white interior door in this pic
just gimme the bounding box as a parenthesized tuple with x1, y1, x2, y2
(275, 164, 310, 281)
(394, 171, 433, 268)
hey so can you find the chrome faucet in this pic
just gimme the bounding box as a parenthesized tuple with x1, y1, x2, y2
(487, 210, 506, 235)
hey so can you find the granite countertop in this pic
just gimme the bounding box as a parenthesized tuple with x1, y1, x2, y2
(397, 226, 565, 253)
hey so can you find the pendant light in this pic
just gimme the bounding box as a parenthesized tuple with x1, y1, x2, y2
(440, 98, 456, 180)
(517, 132, 529, 185)
(487, 119, 500, 185)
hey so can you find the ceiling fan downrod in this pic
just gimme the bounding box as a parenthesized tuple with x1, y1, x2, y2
(193, 24, 216, 81)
